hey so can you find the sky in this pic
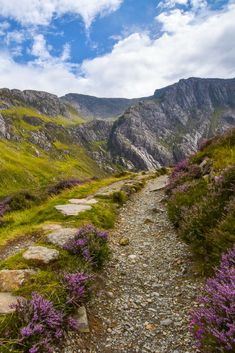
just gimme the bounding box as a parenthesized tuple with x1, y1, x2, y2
(0, 0, 234, 98)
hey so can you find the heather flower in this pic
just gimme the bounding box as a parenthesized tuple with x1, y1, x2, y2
(64, 224, 109, 268)
(64, 272, 91, 307)
(190, 246, 235, 352)
(12, 292, 78, 353)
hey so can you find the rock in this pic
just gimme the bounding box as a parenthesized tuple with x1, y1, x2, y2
(0, 270, 35, 291)
(0, 293, 21, 314)
(55, 204, 92, 216)
(128, 254, 137, 260)
(160, 319, 173, 326)
(42, 224, 63, 231)
(23, 246, 59, 264)
(144, 218, 153, 224)
(119, 237, 130, 246)
(47, 228, 78, 247)
(200, 157, 212, 175)
(75, 306, 90, 333)
(145, 323, 156, 331)
(69, 198, 97, 205)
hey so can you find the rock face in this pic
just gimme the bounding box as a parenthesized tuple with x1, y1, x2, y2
(107, 78, 235, 169)
(61, 93, 141, 120)
(0, 88, 68, 117)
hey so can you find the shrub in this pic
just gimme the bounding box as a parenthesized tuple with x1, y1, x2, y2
(47, 179, 83, 195)
(9, 292, 78, 353)
(112, 191, 127, 205)
(63, 272, 92, 307)
(190, 246, 235, 352)
(64, 224, 109, 269)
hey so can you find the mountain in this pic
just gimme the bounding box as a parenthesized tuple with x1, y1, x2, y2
(61, 93, 141, 120)
(0, 77, 235, 191)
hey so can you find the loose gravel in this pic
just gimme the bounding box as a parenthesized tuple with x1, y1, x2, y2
(63, 176, 202, 353)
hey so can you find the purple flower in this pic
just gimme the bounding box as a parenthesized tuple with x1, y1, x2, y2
(64, 272, 91, 307)
(190, 245, 235, 352)
(64, 224, 109, 267)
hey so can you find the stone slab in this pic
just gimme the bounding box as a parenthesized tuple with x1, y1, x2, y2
(0, 270, 35, 291)
(69, 198, 97, 205)
(0, 293, 20, 314)
(47, 228, 78, 247)
(23, 246, 59, 264)
(75, 306, 90, 333)
(55, 204, 92, 216)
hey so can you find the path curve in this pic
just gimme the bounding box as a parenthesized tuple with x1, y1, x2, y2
(64, 176, 201, 353)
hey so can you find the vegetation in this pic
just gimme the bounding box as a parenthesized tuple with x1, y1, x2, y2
(190, 245, 235, 352)
(0, 171, 147, 352)
(166, 129, 235, 273)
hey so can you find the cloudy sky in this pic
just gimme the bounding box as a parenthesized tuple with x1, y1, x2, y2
(0, 0, 234, 97)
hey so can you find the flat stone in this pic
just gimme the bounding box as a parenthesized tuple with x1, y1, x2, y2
(42, 224, 63, 231)
(69, 198, 97, 205)
(0, 293, 21, 314)
(0, 270, 35, 291)
(47, 228, 78, 247)
(23, 246, 59, 264)
(55, 204, 92, 216)
(119, 237, 130, 246)
(75, 306, 90, 333)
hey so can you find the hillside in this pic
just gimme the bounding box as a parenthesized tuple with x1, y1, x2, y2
(61, 93, 141, 120)
(166, 128, 235, 272)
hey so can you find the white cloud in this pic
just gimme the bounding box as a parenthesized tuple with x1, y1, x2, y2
(0, 2, 234, 98)
(0, 0, 123, 28)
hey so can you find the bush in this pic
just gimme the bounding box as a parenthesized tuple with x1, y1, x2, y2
(47, 179, 83, 195)
(190, 246, 235, 352)
(63, 272, 92, 307)
(64, 224, 110, 269)
(112, 191, 127, 205)
(4, 292, 78, 353)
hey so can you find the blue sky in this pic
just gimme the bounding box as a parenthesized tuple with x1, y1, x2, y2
(0, 0, 234, 97)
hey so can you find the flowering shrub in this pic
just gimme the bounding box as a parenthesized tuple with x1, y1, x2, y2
(64, 224, 109, 268)
(190, 246, 235, 352)
(12, 292, 78, 353)
(47, 178, 83, 195)
(64, 272, 91, 307)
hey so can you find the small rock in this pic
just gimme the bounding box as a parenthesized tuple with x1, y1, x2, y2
(119, 237, 130, 246)
(75, 306, 90, 333)
(145, 323, 156, 331)
(23, 246, 59, 264)
(144, 218, 153, 224)
(128, 254, 137, 260)
(160, 319, 173, 326)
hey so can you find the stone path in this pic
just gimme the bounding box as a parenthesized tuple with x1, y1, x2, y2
(63, 175, 202, 353)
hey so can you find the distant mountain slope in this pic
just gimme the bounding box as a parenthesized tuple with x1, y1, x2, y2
(61, 93, 142, 120)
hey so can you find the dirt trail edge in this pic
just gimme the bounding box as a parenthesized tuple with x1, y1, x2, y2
(64, 176, 202, 353)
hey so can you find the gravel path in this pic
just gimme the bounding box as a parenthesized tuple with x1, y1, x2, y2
(65, 176, 202, 353)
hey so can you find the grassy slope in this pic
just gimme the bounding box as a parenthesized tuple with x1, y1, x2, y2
(166, 128, 235, 273)
(0, 107, 104, 197)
